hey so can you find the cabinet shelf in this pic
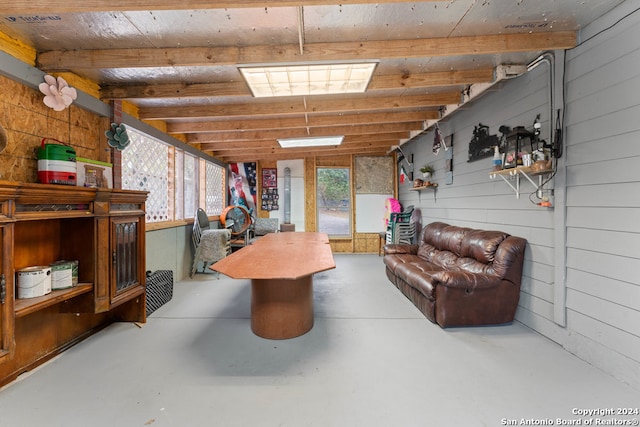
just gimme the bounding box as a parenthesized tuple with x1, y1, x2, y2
(14, 284, 93, 318)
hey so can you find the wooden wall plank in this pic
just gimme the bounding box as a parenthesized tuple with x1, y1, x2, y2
(566, 289, 640, 336)
(567, 227, 640, 258)
(567, 247, 640, 285)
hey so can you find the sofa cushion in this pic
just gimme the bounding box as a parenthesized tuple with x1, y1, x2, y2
(417, 222, 450, 261)
(429, 249, 462, 270)
(421, 222, 450, 246)
(434, 225, 471, 256)
(460, 230, 508, 264)
(394, 261, 444, 299)
(416, 242, 436, 262)
(383, 253, 423, 274)
(454, 257, 492, 274)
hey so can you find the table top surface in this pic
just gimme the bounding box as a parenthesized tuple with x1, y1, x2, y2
(210, 232, 335, 280)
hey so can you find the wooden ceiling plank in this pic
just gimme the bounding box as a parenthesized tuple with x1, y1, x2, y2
(37, 32, 576, 71)
(3, 0, 431, 14)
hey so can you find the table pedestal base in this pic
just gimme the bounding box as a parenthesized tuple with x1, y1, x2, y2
(250, 276, 313, 339)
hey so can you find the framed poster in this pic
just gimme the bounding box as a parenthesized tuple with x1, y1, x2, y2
(261, 187, 279, 211)
(262, 168, 277, 188)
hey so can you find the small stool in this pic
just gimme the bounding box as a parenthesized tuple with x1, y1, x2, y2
(378, 231, 387, 256)
(280, 223, 296, 232)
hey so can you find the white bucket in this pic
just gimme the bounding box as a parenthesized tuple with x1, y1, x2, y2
(17, 266, 52, 299)
(50, 261, 73, 290)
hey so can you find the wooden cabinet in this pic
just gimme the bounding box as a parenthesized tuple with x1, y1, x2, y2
(94, 188, 147, 315)
(0, 181, 147, 387)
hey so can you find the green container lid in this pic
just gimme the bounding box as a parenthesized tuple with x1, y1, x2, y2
(37, 144, 76, 162)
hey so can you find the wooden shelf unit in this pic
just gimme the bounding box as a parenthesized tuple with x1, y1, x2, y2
(0, 181, 148, 387)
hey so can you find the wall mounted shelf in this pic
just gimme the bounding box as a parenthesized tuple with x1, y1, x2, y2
(489, 165, 553, 199)
(409, 183, 438, 202)
(409, 183, 438, 192)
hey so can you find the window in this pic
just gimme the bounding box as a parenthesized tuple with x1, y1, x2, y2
(316, 167, 351, 237)
(122, 127, 226, 223)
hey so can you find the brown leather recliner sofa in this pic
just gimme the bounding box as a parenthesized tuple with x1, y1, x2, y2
(383, 222, 527, 328)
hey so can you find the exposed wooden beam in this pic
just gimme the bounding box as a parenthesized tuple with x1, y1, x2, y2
(187, 122, 420, 143)
(101, 68, 495, 100)
(167, 111, 439, 133)
(101, 81, 249, 100)
(195, 132, 409, 151)
(2, 0, 434, 14)
(167, 111, 437, 134)
(368, 68, 495, 90)
(213, 146, 392, 163)
(209, 138, 397, 154)
(139, 93, 459, 120)
(38, 32, 576, 71)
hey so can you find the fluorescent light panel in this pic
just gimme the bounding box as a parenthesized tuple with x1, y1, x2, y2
(278, 136, 344, 148)
(239, 62, 377, 97)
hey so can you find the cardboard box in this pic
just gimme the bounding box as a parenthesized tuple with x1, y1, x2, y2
(76, 157, 113, 188)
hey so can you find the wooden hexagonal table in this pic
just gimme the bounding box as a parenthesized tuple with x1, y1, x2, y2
(210, 232, 335, 339)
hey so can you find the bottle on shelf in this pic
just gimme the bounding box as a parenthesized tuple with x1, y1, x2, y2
(492, 146, 502, 171)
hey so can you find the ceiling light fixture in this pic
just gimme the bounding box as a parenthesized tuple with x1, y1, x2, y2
(239, 61, 378, 98)
(278, 136, 344, 148)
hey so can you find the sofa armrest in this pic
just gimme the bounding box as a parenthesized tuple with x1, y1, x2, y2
(430, 270, 521, 327)
(430, 271, 503, 290)
(383, 243, 419, 256)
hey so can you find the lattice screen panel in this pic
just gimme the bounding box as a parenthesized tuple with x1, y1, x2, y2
(206, 162, 225, 215)
(122, 131, 169, 223)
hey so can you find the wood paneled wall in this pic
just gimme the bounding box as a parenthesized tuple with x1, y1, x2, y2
(0, 75, 109, 183)
(562, 0, 640, 389)
(397, 1, 640, 390)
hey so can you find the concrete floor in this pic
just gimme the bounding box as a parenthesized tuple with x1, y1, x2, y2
(1, 254, 639, 427)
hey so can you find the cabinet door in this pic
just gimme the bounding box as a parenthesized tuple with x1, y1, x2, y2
(0, 224, 13, 361)
(110, 216, 145, 307)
